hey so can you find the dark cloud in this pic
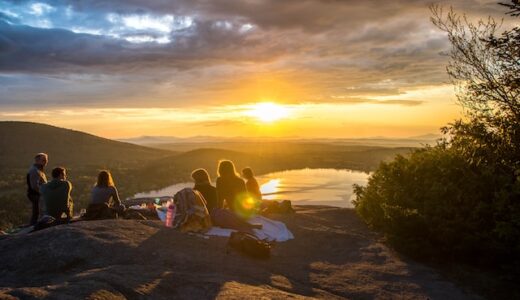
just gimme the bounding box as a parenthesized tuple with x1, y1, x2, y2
(0, 19, 292, 73)
(330, 97, 425, 106)
(0, 0, 507, 108)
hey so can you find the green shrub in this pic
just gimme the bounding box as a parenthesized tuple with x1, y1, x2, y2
(354, 143, 520, 263)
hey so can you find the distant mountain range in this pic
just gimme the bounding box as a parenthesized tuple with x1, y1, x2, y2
(119, 134, 441, 148)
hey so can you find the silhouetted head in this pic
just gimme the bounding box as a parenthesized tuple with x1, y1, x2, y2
(191, 168, 211, 184)
(218, 160, 238, 178)
(52, 167, 66, 180)
(242, 167, 254, 179)
(34, 153, 48, 167)
(96, 170, 114, 187)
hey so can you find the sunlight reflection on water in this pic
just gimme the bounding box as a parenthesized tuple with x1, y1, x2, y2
(134, 168, 369, 208)
(257, 168, 369, 208)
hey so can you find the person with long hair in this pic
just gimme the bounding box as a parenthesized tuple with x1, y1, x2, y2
(91, 170, 121, 208)
(216, 160, 247, 214)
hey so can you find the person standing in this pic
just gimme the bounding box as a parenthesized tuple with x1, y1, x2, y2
(40, 167, 73, 221)
(26, 153, 48, 225)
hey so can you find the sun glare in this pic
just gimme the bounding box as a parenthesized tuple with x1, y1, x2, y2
(246, 102, 290, 123)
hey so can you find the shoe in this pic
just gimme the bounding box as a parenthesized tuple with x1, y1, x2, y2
(250, 223, 263, 230)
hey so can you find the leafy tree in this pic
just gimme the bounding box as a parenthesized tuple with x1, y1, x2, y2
(430, 2, 519, 120)
(354, 1, 520, 264)
(430, 1, 519, 174)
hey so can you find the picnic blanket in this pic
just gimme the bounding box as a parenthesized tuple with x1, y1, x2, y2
(205, 216, 294, 242)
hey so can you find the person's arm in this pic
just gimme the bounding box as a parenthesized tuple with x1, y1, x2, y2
(111, 186, 121, 206)
(39, 182, 45, 195)
(239, 178, 247, 194)
(253, 179, 262, 200)
(29, 169, 43, 193)
(66, 181, 73, 219)
(216, 178, 224, 209)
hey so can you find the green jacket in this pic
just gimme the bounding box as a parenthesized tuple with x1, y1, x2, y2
(40, 179, 73, 219)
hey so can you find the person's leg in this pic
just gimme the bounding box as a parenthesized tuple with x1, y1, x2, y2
(28, 195, 39, 225)
(211, 209, 261, 233)
(67, 202, 74, 219)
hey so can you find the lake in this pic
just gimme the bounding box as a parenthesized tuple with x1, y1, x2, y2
(133, 168, 370, 208)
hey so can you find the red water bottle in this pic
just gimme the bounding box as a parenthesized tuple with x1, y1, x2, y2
(165, 203, 175, 227)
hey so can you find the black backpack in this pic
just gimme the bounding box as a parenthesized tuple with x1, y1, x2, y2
(227, 231, 271, 259)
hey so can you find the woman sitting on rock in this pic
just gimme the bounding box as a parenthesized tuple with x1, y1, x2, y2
(91, 170, 122, 208)
(85, 170, 125, 220)
(216, 160, 248, 214)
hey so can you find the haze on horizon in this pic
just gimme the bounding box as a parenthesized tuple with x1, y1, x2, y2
(0, 0, 508, 139)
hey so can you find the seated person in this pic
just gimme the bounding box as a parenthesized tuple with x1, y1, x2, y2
(216, 160, 248, 214)
(191, 168, 218, 212)
(85, 170, 124, 219)
(40, 167, 73, 221)
(91, 170, 123, 209)
(242, 167, 262, 202)
(192, 167, 261, 232)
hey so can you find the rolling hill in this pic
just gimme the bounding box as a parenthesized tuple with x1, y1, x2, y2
(0, 121, 175, 228)
(0, 121, 172, 169)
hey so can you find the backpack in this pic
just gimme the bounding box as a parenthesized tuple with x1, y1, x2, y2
(227, 231, 271, 259)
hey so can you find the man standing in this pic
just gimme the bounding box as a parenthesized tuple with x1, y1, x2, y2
(26, 153, 48, 225)
(40, 167, 73, 221)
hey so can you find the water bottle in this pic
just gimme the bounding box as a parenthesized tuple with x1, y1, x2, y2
(165, 203, 175, 227)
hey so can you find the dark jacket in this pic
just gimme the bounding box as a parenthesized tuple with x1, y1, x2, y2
(40, 179, 73, 219)
(194, 183, 218, 213)
(216, 176, 247, 213)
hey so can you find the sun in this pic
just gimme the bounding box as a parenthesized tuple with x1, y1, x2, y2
(246, 102, 290, 123)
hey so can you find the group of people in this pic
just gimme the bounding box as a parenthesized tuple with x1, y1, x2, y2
(26, 153, 123, 225)
(26, 152, 264, 230)
(191, 161, 263, 232)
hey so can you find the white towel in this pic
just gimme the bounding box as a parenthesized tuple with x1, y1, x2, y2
(205, 216, 294, 242)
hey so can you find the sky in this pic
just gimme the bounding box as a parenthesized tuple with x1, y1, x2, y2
(0, 0, 510, 138)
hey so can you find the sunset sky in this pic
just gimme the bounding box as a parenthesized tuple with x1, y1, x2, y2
(0, 0, 509, 138)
